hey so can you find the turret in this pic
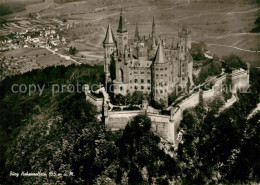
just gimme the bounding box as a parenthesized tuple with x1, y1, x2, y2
(178, 25, 192, 87)
(134, 23, 140, 42)
(103, 23, 116, 83)
(153, 42, 166, 64)
(151, 17, 156, 49)
(178, 25, 191, 50)
(152, 16, 155, 36)
(117, 9, 128, 59)
(151, 42, 170, 106)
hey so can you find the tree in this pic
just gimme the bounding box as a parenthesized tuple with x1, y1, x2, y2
(117, 114, 178, 184)
(190, 42, 207, 61)
(223, 54, 247, 72)
(69, 46, 77, 55)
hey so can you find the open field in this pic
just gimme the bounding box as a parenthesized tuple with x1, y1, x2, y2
(3, 48, 51, 58)
(2, 48, 72, 74)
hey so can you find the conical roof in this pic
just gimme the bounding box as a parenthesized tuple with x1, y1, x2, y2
(154, 42, 166, 64)
(117, 9, 127, 33)
(103, 23, 114, 45)
(134, 23, 140, 41)
(152, 16, 155, 34)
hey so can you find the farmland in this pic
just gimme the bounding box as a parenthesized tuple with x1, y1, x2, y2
(0, 0, 259, 74)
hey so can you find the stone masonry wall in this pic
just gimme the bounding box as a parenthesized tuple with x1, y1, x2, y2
(88, 69, 250, 144)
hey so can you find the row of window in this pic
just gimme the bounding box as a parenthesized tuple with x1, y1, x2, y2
(155, 89, 167, 93)
(156, 74, 167, 78)
(156, 82, 167, 87)
(130, 79, 151, 83)
(130, 71, 151, 75)
(155, 67, 168, 71)
(129, 86, 151, 90)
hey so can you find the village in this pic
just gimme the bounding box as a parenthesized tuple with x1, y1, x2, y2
(0, 20, 104, 80)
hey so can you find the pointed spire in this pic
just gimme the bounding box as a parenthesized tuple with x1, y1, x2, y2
(103, 23, 114, 46)
(117, 9, 127, 33)
(151, 17, 156, 49)
(154, 42, 166, 64)
(152, 35, 156, 49)
(152, 16, 155, 35)
(134, 23, 140, 42)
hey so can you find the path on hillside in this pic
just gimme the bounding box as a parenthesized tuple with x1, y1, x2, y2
(192, 41, 260, 53)
(208, 43, 260, 53)
(207, 32, 260, 39)
(74, 53, 103, 59)
(44, 47, 82, 64)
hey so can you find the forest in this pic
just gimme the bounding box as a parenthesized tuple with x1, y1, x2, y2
(0, 59, 259, 184)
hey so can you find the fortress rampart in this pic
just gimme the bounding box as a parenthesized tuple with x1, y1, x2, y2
(86, 68, 249, 145)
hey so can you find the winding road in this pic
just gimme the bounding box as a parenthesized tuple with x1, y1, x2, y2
(207, 43, 260, 53)
(193, 41, 260, 53)
(44, 47, 82, 65)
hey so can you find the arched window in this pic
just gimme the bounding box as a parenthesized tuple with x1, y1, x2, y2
(119, 68, 124, 82)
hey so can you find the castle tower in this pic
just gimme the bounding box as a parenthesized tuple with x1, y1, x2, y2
(178, 25, 192, 89)
(178, 25, 191, 52)
(103, 23, 116, 84)
(134, 23, 140, 42)
(151, 17, 156, 49)
(117, 9, 128, 59)
(152, 43, 171, 106)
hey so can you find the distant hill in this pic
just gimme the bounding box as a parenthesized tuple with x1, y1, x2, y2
(0, 0, 44, 16)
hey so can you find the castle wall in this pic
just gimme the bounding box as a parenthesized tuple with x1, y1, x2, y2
(105, 110, 171, 139)
(229, 69, 249, 92)
(171, 92, 200, 141)
(105, 110, 145, 130)
(85, 92, 103, 112)
(212, 74, 227, 93)
(212, 69, 249, 94)
(219, 94, 237, 112)
(100, 68, 250, 144)
(104, 91, 210, 143)
(148, 113, 171, 139)
(203, 89, 215, 99)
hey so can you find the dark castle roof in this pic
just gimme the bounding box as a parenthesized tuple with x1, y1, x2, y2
(103, 23, 117, 46)
(117, 9, 127, 33)
(134, 23, 140, 41)
(154, 43, 166, 64)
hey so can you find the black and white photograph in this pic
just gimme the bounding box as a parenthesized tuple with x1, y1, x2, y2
(0, 0, 259, 184)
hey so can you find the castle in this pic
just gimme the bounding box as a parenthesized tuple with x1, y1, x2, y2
(103, 10, 194, 105)
(85, 10, 250, 145)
